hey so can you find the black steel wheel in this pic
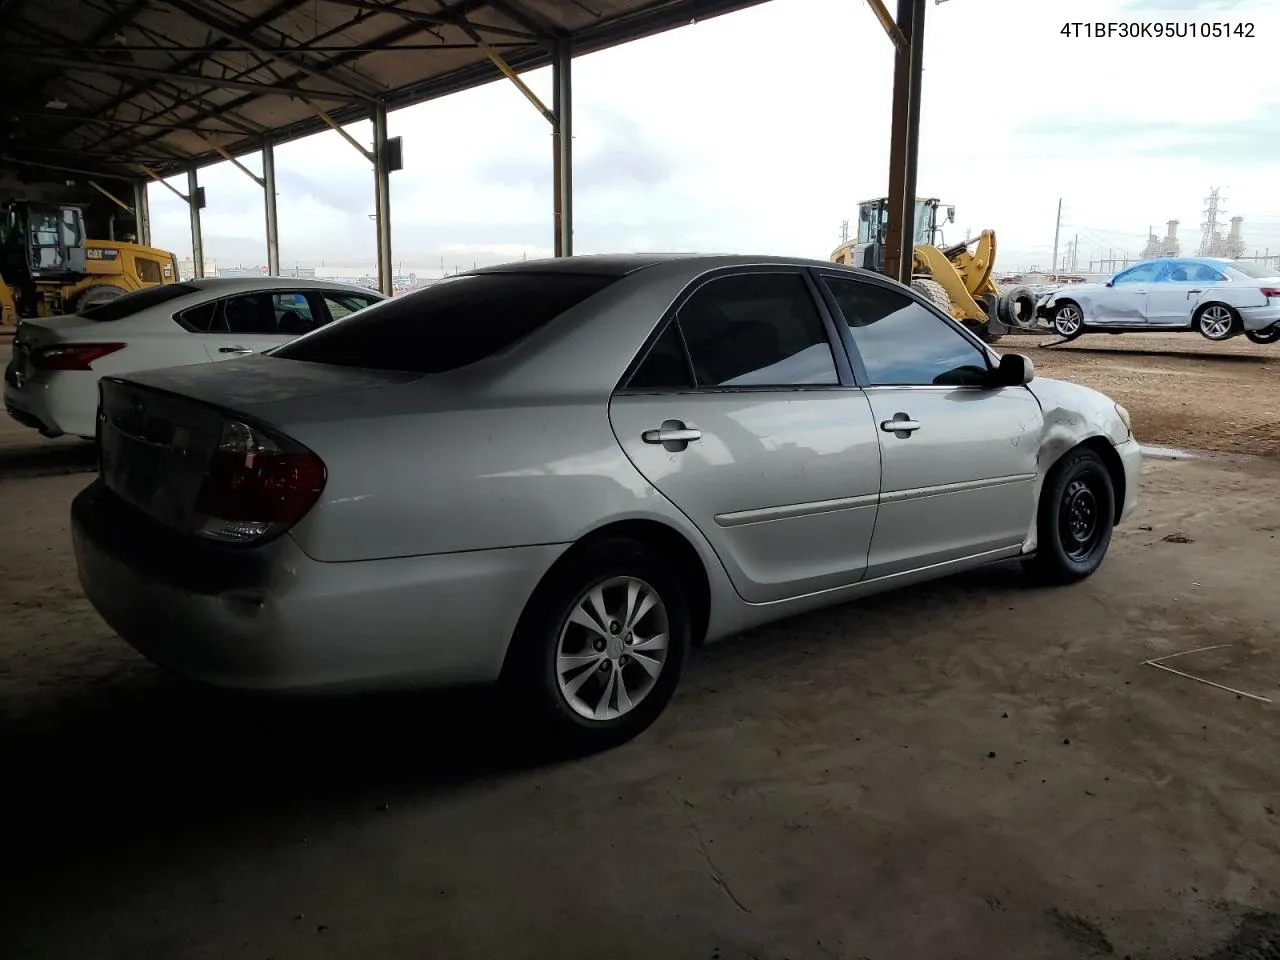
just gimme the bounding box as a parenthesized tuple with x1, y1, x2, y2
(1023, 446, 1116, 585)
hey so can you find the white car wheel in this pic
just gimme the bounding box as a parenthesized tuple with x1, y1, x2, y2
(1051, 302, 1084, 339)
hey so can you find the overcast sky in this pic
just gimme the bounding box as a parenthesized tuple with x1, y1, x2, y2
(146, 0, 1280, 274)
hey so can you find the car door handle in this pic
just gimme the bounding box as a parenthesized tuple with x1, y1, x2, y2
(1187, 289, 1202, 295)
(881, 418, 921, 433)
(218, 346, 252, 354)
(643, 426, 702, 444)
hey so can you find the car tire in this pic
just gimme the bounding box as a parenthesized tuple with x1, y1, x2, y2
(1194, 302, 1239, 342)
(1245, 326, 1280, 345)
(999, 285, 1039, 329)
(502, 537, 692, 754)
(1050, 301, 1085, 340)
(72, 284, 128, 313)
(1023, 446, 1116, 586)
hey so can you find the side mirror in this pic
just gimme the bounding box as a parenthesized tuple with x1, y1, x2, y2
(946, 206, 956, 223)
(1104, 280, 1114, 287)
(992, 353, 1034, 387)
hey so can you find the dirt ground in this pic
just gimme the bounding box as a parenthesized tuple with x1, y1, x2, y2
(3, 335, 1280, 959)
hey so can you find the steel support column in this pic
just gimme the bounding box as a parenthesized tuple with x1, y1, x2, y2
(187, 168, 204, 278)
(133, 180, 151, 246)
(373, 103, 393, 296)
(551, 40, 573, 257)
(883, 0, 926, 285)
(262, 139, 281, 276)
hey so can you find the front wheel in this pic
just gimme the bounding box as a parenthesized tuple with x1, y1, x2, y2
(1051, 301, 1085, 339)
(1245, 326, 1280, 345)
(502, 537, 692, 754)
(1023, 447, 1116, 585)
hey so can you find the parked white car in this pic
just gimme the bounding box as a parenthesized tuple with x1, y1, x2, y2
(1037, 257, 1280, 344)
(72, 254, 1141, 752)
(4, 277, 385, 439)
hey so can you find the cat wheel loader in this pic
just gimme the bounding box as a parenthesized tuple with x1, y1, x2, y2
(0, 200, 180, 328)
(831, 197, 1039, 344)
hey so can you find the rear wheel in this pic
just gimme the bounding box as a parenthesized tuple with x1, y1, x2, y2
(1195, 303, 1239, 341)
(1244, 326, 1280, 345)
(1023, 446, 1116, 585)
(502, 537, 692, 754)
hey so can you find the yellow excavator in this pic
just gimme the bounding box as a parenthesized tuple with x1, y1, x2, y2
(1, 200, 180, 327)
(831, 196, 1038, 344)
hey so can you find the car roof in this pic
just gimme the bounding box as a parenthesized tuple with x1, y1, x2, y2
(468, 252, 875, 278)
(184, 276, 387, 296)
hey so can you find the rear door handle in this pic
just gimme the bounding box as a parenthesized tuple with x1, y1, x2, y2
(643, 426, 702, 444)
(881, 418, 921, 434)
(218, 346, 252, 354)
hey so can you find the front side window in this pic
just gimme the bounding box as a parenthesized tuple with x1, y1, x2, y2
(1113, 261, 1163, 284)
(271, 272, 620, 372)
(823, 277, 989, 387)
(674, 272, 839, 387)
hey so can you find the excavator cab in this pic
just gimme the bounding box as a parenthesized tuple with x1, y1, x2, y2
(0, 202, 88, 283)
(849, 197, 954, 272)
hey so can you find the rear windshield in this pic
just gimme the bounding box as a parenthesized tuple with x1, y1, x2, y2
(1227, 260, 1277, 279)
(80, 282, 199, 320)
(270, 272, 620, 372)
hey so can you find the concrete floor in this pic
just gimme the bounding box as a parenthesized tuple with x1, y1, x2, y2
(3, 450, 1280, 959)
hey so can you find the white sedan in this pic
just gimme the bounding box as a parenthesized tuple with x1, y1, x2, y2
(1038, 257, 1280, 344)
(72, 254, 1141, 752)
(4, 277, 385, 439)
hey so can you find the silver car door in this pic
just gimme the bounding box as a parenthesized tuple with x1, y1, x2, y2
(1140, 259, 1207, 325)
(1094, 261, 1164, 323)
(609, 269, 883, 604)
(818, 273, 1042, 580)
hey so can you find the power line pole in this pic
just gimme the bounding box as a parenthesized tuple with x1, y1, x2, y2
(1050, 198, 1062, 278)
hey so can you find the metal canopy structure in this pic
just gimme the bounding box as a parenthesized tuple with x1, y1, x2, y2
(1, 0, 926, 294)
(0, 0, 774, 293)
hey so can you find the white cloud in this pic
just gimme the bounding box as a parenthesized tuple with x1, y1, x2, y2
(146, 0, 1280, 274)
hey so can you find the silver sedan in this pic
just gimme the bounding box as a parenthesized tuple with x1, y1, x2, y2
(1039, 257, 1280, 344)
(72, 255, 1142, 750)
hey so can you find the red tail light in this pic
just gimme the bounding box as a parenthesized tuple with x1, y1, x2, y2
(1261, 287, 1280, 299)
(193, 420, 326, 544)
(30, 342, 126, 371)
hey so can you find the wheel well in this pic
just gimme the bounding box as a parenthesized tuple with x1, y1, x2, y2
(1194, 300, 1239, 319)
(560, 520, 712, 646)
(1076, 435, 1127, 524)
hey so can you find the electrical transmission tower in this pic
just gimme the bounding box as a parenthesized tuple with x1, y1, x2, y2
(1199, 187, 1224, 256)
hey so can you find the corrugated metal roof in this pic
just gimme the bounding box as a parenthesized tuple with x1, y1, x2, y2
(0, 0, 768, 183)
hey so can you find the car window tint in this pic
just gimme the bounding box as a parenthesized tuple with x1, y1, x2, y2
(321, 293, 382, 321)
(823, 277, 990, 387)
(1187, 262, 1226, 282)
(178, 300, 218, 333)
(676, 272, 838, 387)
(628, 322, 694, 390)
(78, 282, 200, 320)
(216, 294, 280, 335)
(272, 293, 316, 335)
(271, 272, 619, 372)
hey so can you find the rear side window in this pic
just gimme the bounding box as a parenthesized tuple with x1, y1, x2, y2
(80, 282, 200, 320)
(271, 273, 619, 372)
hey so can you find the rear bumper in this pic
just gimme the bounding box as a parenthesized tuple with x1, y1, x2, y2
(4, 367, 98, 439)
(1239, 304, 1280, 332)
(72, 480, 567, 693)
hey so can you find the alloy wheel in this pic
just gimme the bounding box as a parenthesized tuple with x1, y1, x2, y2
(1198, 305, 1235, 340)
(555, 576, 670, 721)
(1053, 304, 1083, 337)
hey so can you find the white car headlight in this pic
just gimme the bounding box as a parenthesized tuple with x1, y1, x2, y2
(1114, 403, 1132, 437)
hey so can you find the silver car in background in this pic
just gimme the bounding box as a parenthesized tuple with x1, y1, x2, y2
(72, 255, 1141, 751)
(1038, 257, 1280, 344)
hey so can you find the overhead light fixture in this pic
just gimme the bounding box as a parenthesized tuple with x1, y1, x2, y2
(45, 98, 68, 110)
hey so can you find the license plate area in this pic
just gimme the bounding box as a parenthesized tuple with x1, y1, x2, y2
(98, 381, 224, 532)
